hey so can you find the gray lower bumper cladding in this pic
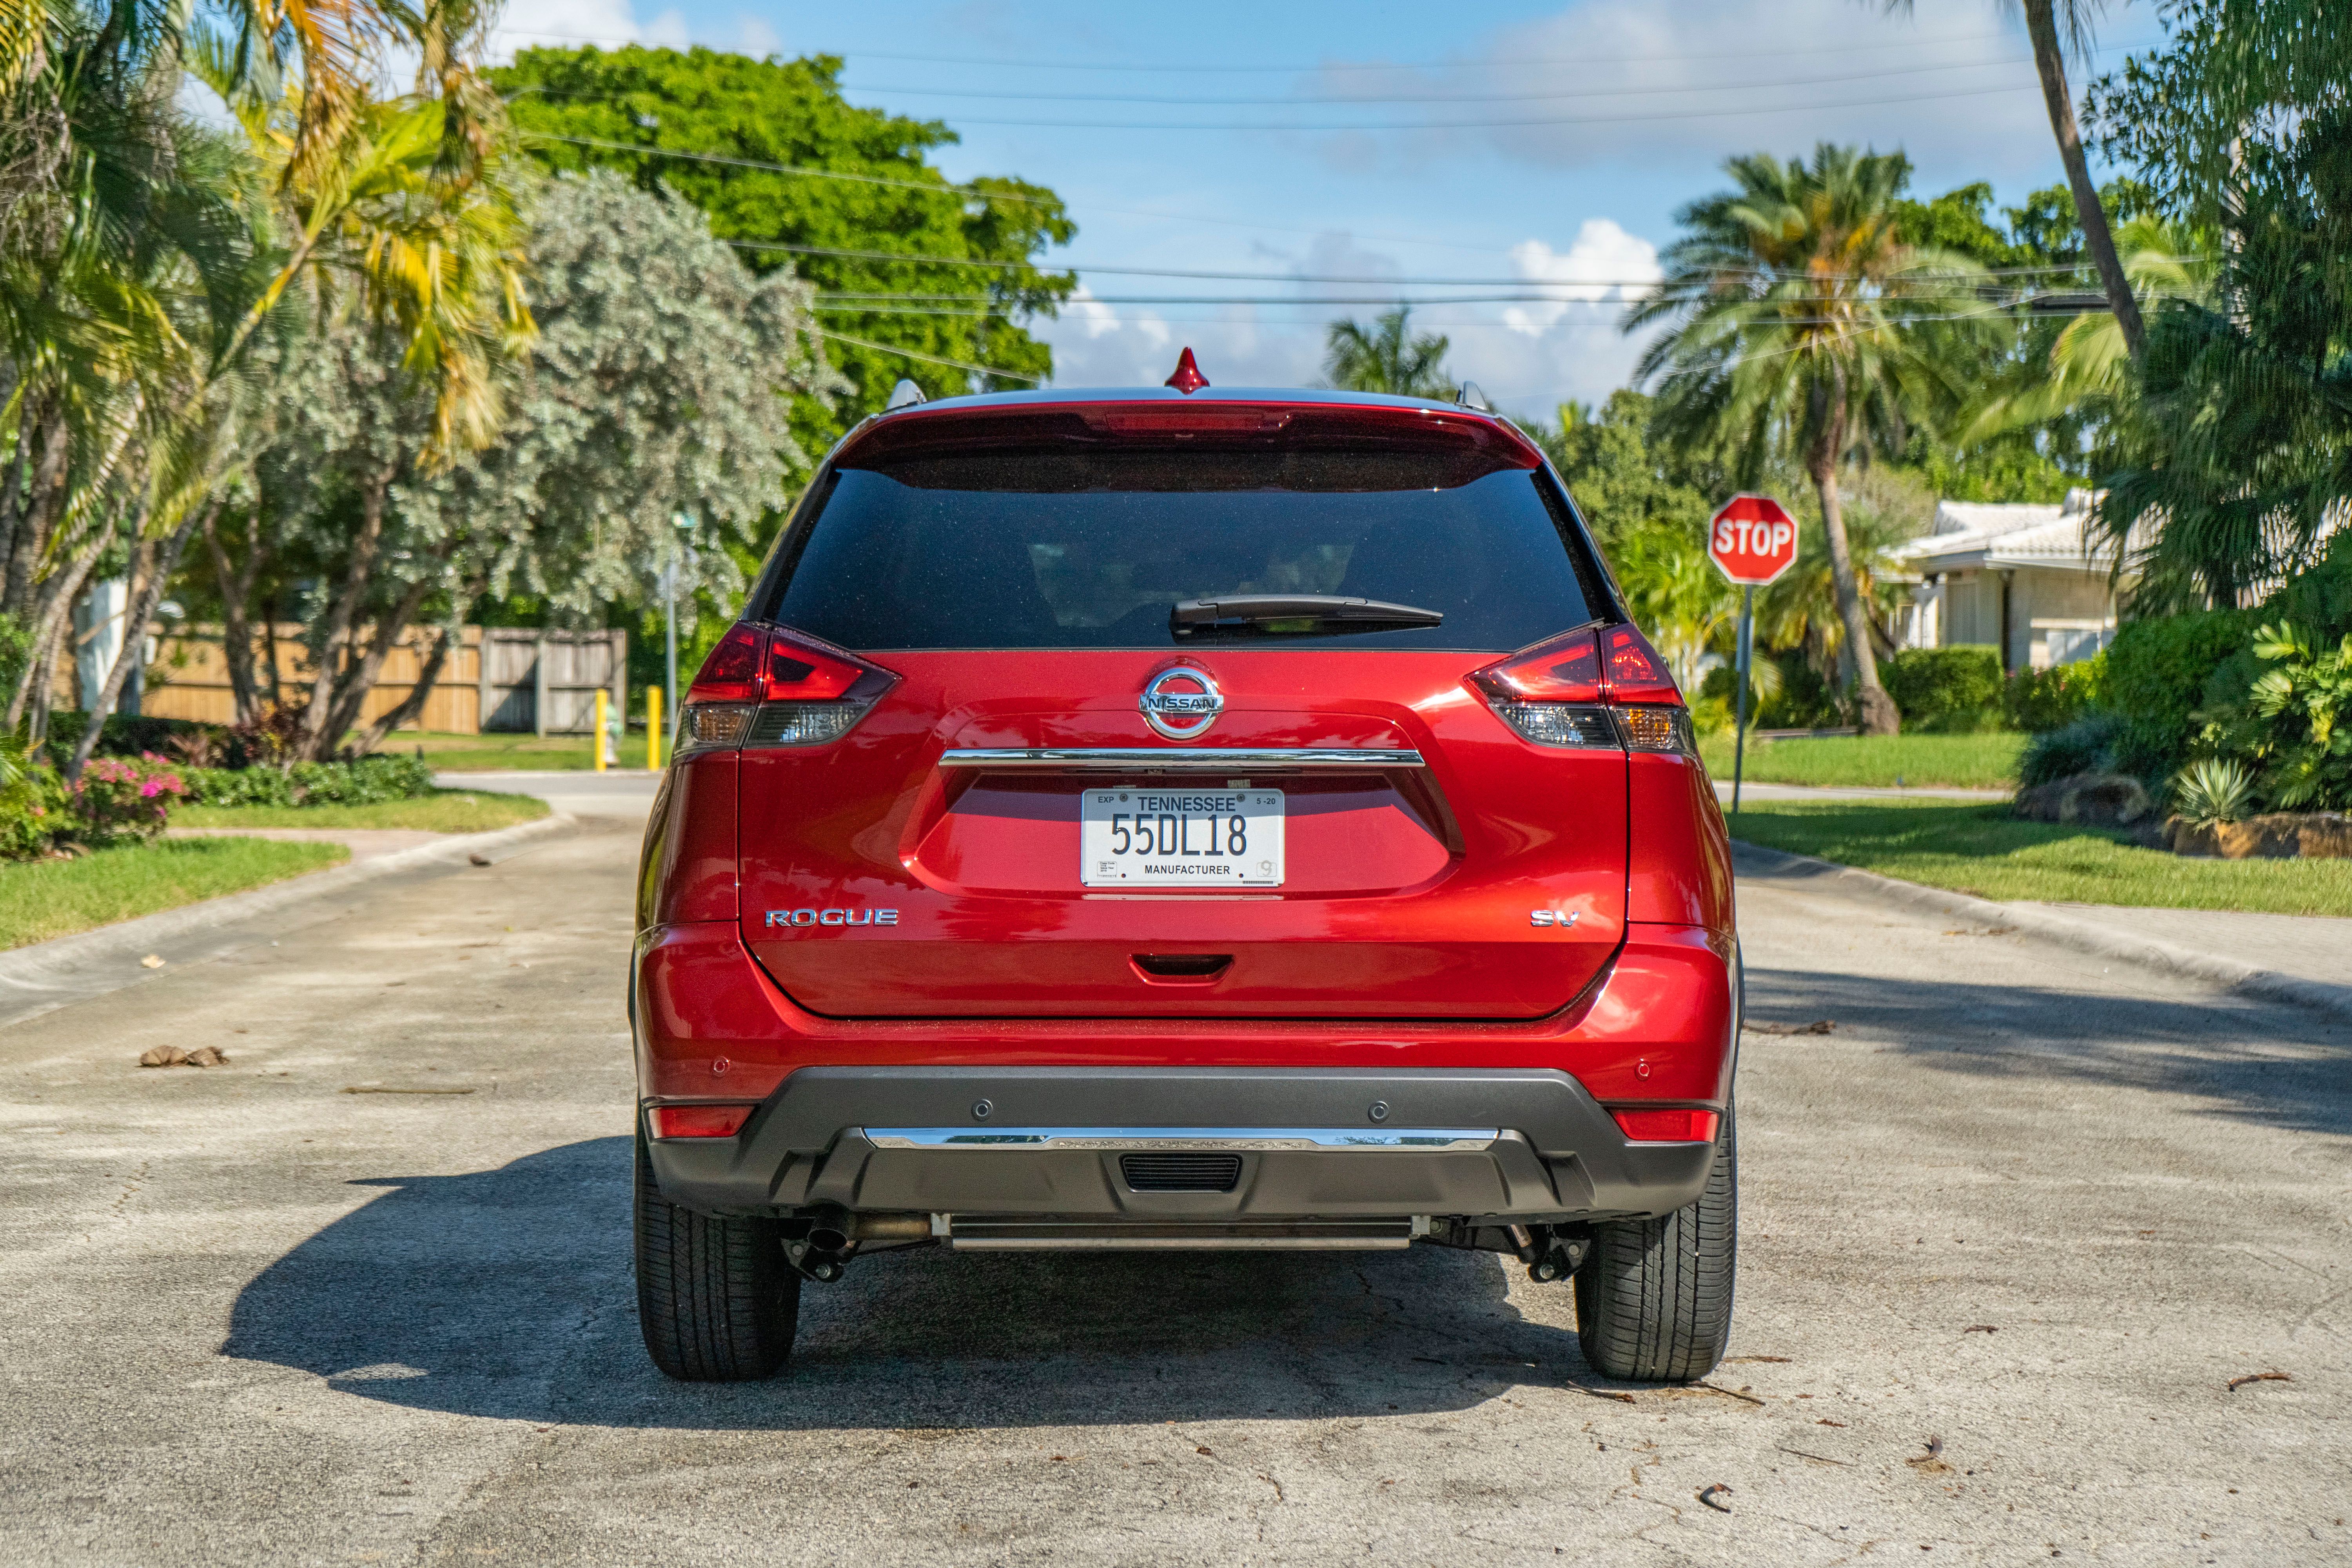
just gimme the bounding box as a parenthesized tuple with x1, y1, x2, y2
(645, 1067, 1716, 1232)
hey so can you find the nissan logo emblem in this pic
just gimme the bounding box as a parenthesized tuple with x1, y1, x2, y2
(1139, 666, 1224, 741)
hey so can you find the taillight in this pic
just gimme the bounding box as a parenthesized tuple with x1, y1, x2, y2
(648, 1103, 756, 1138)
(1611, 1107, 1720, 1143)
(1468, 622, 1694, 755)
(677, 623, 897, 756)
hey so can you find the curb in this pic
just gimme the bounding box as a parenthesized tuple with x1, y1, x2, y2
(1730, 839, 2352, 1027)
(0, 811, 577, 997)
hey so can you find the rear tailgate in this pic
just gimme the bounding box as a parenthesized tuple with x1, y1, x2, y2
(739, 649, 1626, 1019)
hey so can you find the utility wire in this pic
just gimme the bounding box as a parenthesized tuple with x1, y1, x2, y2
(809, 325, 1044, 383)
(894, 80, 2039, 132)
(490, 25, 2030, 73)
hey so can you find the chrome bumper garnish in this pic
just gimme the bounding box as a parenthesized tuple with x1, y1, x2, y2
(864, 1126, 1497, 1151)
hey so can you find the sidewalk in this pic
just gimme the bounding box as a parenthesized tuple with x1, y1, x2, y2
(2011, 901, 2351, 996)
(1714, 780, 2008, 803)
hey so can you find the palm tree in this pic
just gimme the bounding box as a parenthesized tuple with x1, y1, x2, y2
(1962, 214, 2210, 440)
(1626, 145, 1992, 735)
(1321, 306, 1454, 398)
(1877, 0, 2145, 356)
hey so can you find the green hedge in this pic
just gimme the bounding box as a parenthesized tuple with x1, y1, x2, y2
(1885, 646, 2003, 732)
(2002, 653, 2107, 732)
(2103, 611, 2251, 780)
(183, 754, 436, 808)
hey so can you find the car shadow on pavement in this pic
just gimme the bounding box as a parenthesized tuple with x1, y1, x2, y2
(223, 1137, 1622, 1431)
(1743, 966, 2352, 1136)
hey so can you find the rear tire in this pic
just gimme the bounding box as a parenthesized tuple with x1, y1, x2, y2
(1573, 1107, 1736, 1383)
(634, 1127, 800, 1381)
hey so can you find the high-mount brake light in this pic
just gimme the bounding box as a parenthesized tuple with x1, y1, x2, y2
(677, 623, 896, 755)
(1469, 622, 1695, 755)
(1611, 1107, 1720, 1144)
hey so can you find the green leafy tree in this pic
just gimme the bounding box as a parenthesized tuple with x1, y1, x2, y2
(1319, 305, 1454, 398)
(1626, 144, 1993, 734)
(1533, 391, 1721, 550)
(211, 170, 837, 755)
(492, 45, 1075, 443)
(2088, 0, 2352, 610)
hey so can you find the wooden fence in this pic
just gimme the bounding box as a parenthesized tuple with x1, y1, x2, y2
(122, 624, 626, 735)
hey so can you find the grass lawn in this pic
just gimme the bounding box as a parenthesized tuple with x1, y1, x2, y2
(174, 789, 550, 833)
(390, 730, 654, 771)
(1699, 730, 2026, 790)
(1728, 798, 2352, 917)
(0, 837, 347, 950)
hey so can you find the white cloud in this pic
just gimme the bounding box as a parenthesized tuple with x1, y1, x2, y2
(642, 8, 692, 49)
(1499, 218, 1659, 336)
(1298, 0, 2057, 186)
(487, 0, 641, 61)
(737, 15, 781, 57)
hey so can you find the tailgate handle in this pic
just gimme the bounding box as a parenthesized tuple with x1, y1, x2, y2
(1131, 953, 1233, 984)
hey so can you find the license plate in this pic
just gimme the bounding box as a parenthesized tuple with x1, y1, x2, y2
(1081, 788, 1284, 887)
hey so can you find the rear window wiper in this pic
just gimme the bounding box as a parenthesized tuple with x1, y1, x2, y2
(1170, 595, 1445, 637)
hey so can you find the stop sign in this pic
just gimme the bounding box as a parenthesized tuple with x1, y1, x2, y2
(1707, 494, 1800, 586)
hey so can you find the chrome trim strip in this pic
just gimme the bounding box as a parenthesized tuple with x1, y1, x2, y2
(935, 747, 1424, 771)
(864, 1126, 1497, 1151)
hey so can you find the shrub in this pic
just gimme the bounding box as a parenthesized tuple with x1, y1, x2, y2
(182, 753, 436, 809)
(1752, 655, 1844, 730)
(2103, 610, 2249, 780)
(2231, 621, 2352, 811)
(183, 766, 298, 807)
(2172, 757, 2255, 825)
(291, 753, 436, 804)
(0, 733, 67, 860)
(1884, 646, 2004, 732)
(2003, 653, 2107, 733)
(40, 712, 222, 768)
(2018, 711, 2125, 788)
(71, 752, 188, 845)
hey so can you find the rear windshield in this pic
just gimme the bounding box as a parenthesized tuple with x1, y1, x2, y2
(758, 445, 1602, 651)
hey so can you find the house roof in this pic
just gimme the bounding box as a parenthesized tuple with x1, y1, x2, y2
(1894, 488, 2131, 575)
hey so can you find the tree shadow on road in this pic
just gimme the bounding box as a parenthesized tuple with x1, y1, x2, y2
(222, 1138, 1626, 1431)
(1743, 962, 2352, 1137)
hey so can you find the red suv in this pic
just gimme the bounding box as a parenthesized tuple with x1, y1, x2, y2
(632, 366, 1738, 1386)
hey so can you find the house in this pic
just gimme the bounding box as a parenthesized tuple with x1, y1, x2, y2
(1891, 489, 2127, 671)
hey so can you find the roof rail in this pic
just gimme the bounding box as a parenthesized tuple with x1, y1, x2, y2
(1455, 381, 1493, 413)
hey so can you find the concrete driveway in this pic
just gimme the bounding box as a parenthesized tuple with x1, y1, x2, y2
(0, 789, 2344, 1565)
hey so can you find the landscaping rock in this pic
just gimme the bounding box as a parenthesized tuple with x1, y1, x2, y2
(2014, 771, 2152, 828)
(2169, 811, 2352, 860)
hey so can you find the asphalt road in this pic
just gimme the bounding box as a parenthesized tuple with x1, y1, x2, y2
(1, 786, 2345, 1566)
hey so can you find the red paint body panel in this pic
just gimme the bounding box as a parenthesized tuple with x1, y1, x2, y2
(637, 752, 739, 928)
(635, 918, 1733, 1105)
(737, 650, 1630, 1019)
(1624, 752, 1735, 933)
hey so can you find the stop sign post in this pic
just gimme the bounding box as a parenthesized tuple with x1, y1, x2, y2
(1707, 495, 1801, 814)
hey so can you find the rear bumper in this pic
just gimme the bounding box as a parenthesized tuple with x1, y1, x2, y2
(643, 1066, 1718, 1223)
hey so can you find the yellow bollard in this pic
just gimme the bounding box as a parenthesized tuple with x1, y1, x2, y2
(646, 686, 663, 771)
(594, 688, 609, 772)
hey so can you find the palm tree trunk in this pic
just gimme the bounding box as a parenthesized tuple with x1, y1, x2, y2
(66, 500, 214, 782)
(2024, 0, 2145, 356)
(1810, 405, 1897, 734)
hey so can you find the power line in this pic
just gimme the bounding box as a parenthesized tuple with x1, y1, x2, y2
(489, 25, 2033, 74)
(810, 326, 1044, 383)
(885, 80, 2040, 133)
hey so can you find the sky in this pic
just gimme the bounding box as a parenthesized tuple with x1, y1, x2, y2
(484, 0, 2174, 424)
